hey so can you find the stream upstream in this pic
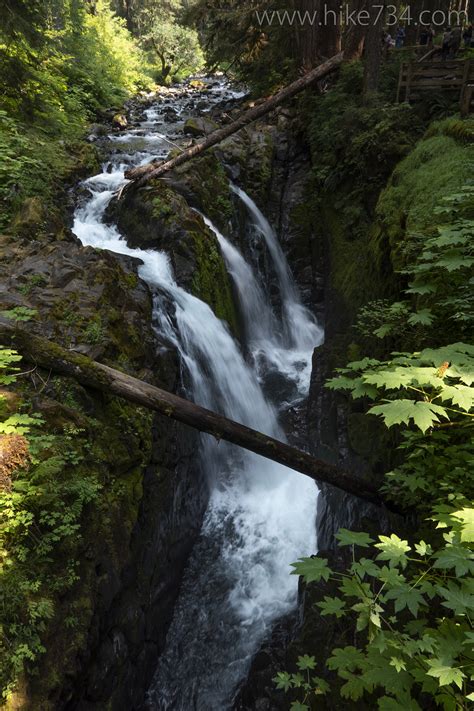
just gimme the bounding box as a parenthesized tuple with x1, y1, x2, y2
(73, 78, 323, 710)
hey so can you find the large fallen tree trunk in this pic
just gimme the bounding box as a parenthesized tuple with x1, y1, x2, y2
(123, 52, 344, 189)
(0, 317, 385, 507)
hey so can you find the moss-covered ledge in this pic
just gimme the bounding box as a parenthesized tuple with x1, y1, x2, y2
(111, 178, 238, 333)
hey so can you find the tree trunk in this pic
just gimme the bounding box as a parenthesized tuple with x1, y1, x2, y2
(123, 52, 344, 190)
(363, 2, 384, 97)
(294, 0, 319, 67)
(318, 0, 342, 58)
(0, 316, 385, 507)
(344, 0, 369, 60)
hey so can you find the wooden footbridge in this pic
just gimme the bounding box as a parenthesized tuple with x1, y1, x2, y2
(397, 57, 474, 115)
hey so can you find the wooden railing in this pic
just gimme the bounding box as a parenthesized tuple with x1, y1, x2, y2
(396, 58, 474, 115)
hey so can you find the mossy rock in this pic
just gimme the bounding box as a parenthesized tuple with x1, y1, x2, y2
(11, 197, 46, 236)
(219, 124, 275, 205)
(183, 116, 218, 137)
(170, 151, 234, 229)
(113, 177, 238, 333)
(62, 141, 101, 181)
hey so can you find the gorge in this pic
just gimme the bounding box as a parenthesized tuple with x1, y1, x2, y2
(1, 6, 473, 708)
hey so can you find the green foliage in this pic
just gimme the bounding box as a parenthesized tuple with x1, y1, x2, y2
(0, 111, 43, 224)
(327, 343, 474, 426)
(84, 316, 104, 344)
(360, 186, 474, 346)
(0, 350, 40, 436)
(141, 4, 203, 82)
(279, 511, 474, 709)
(425, 117, 474, 145)
(0, 344, 153, 700)
(326, 343, 474, 511)
(302, 61, 428, 321)
(376, 135, 474, 259)
(0, 0, 150, 123)
(0, 0, 153, 228)
(0, 351, 103, 700)
(74, 0, 151, 111)
(1, 306, 37, 322)
(0, 350, 22, 386)
(189, 0, 297, 92)
(0, 430, 102, 700)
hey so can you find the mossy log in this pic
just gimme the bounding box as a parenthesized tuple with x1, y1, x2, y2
(0, 316, 384, 507)
(123, 53, 344, 191)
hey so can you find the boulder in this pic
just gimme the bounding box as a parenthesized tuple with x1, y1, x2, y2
(109, 178, 238, 333)
(183, 116, 219, 137)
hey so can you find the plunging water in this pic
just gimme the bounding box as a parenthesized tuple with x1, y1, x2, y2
(72, 79, 321, 710)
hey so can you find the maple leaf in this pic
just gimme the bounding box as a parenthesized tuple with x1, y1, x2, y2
(291, 557, 331, 583)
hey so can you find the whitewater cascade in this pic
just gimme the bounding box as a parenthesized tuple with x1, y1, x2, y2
(72, 80, 322, 710)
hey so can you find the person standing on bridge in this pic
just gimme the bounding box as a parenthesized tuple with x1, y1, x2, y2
(382, 30, 393, 57)
(395, 26, 406, 48)
(419, 26, 429, 46)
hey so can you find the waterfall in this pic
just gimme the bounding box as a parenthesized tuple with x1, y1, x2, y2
(201, 213, 277, 345)
(72, 80, 321, 711)
(230, 184, 323, 353)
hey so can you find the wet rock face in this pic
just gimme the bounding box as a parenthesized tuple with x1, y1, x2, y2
(0, 230, 208, 710)
(0, 232, 155, 368)
(63, 418, 206, 711)
(214, 110, 324, 322)
(262, 112, 324, 320)
(233, 616, 295, 711)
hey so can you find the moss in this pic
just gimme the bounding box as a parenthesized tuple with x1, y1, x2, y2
(375, 134, 474, 271)
(242, 129, 274, 204)
(27, 336, 114, 389)
(11, 197, 46, 235)
(116, 174, 238, 333)
(4, 131, 100, 235)
(301, 88, 425, 331)
(321, 202, 377, 319)
(174, 151, 233, 229)
(190, 227, 239, 332)
(424, 116, 474, 144)
(151, 191, 175, 221)
(220, 126, 275, 205)
(84, 316, 104, 344)
(123, 272, 139, 290)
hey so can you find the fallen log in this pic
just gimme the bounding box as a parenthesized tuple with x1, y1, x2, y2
(0, 316, 385, 507)
(123, 52, 344, 189)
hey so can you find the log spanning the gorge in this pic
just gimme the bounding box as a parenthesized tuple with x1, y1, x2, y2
(123, 52, 344, 189)
(0, 315, 383, 507)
